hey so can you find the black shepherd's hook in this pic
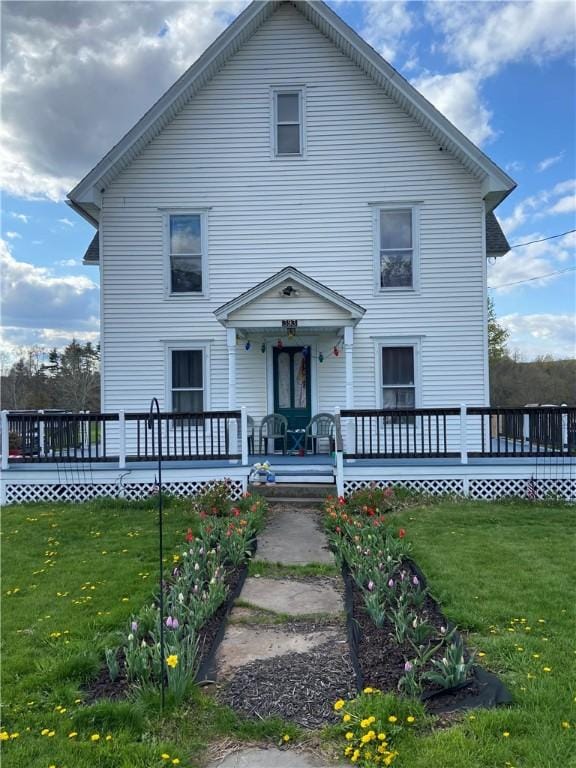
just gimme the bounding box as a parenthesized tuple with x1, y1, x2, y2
(147, 398, 165, 712)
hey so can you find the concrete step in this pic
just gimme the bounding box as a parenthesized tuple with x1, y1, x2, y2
(248, 482, 335, 500)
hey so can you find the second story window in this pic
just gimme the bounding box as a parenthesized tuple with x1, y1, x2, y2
(378, 208, 416, 289)
(274, 90, 303, 156)
(168, 213, 205, 294)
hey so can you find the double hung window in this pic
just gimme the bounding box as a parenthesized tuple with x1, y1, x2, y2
(381, 346, 416, 409)
(167, 214, 205, 294)
(378, 208, 416, 289)
(171, 350, 204, 412)
(274, 90, 303, 156)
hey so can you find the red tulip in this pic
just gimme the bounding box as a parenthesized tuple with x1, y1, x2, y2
(399, 528, 406, 538)
(186, 528, 194, 542)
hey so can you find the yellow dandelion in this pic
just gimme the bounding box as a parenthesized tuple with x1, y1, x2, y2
(166, 654, 179, 669)
(9, 733, 19, 739)
(161, 755, 170, 760)
(282, 734, 290, 742)
(343, 713, 351, 723)
(334, 699, 345, 711)
(406, 715, 415, 723)
(561, 721, 570, 729)
(41, 728, 50, 736)
(346, 732, 354, 740)
(0, 732, 9, 741)
(543, 667, 552, 673)
(68, 732, 78, 738)
(363, 686, 374, 693)
(503, 731, 510, 738)
(105, 734, 112, 741)
(172, 760, 180, 766)
(388, 715, 397, 723)
(91, 733, 100, 741)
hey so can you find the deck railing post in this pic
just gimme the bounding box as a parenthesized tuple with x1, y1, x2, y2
(38, 410, 46, 457)
(240, 406, 248, 466)
(334, 408, 344, 497)
(561, 405, 568, 450)
(1, 411, 9, 470)
(460, 403, 468, 465)
(118, 411, 126, 469)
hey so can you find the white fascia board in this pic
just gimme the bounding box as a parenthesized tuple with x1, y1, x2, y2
(68, 1, 275, 205)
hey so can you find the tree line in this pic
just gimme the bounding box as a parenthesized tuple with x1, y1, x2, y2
(1, 341, 100, 412)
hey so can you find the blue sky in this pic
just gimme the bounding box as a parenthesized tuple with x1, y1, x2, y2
(1, 0, 575, 363)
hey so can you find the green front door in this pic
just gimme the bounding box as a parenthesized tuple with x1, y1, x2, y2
(273, 347, 312, 439)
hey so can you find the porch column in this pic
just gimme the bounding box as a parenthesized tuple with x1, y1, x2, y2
(226, 328, 237, 409)
(344, 326, 354, 408)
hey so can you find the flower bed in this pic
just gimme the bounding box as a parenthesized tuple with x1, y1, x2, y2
(325, 488, 511, 716)
(88, 481, 266, 703)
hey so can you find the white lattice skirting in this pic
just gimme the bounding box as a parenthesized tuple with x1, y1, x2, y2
(344, 477, 576, 501)
(5, 479, 244, 505)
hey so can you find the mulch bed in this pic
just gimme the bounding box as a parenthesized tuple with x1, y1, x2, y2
(218, 637, 357, 728)
(346, 560, 511, 713)
(83, 563, 246, 703)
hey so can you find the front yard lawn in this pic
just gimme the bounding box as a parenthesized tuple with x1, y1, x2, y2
(1, 495, 574, 767)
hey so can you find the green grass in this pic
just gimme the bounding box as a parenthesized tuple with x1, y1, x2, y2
(373, 499, 576, 768)
(2, 497, 575, 768)
(248, 560, 340, 578)
(0, 498, 296, 767)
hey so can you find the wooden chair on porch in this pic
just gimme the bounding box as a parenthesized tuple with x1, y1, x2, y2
(304, 413, 335, 454)
(259, 413, 288, 455)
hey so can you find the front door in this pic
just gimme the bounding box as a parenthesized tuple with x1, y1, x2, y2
(273, 347, 312, 441)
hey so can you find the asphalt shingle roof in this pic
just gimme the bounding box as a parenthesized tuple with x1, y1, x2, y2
(485, 211, 510, 256)
(83, 232, 100, 263)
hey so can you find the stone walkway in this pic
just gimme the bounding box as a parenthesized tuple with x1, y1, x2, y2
(206, 503, 348, 768)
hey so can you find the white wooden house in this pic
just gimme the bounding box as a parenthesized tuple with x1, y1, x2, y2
(68, 0, 515, 430)
(8, 1, 573, 505)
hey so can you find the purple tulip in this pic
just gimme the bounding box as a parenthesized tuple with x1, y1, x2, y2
(367, 580, 375, 592)
(404, 661, 413, 672)
(131, 621, 138, 633)
(388, 579, 394, 588)
(412, 576, 419, 586)
(166, 616, 179, 629)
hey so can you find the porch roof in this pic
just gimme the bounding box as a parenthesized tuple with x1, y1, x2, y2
(214, 266, 366, 329)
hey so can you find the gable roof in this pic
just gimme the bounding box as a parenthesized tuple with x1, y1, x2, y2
(68, 0, 515, 221)
(214, 266, 366, 323)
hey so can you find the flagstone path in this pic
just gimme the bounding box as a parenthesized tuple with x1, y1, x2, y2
(206, 502, 351, 767)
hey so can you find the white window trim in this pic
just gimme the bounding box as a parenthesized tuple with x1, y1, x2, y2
(372, 337, 423, 409)
(162, 210, 209, 299)
(164, 341, 211, 411)
(270, 87, 306, 159)
(372, 204, 420, 294)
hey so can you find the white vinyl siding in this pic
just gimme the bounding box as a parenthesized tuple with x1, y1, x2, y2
(100, 3, 488, 418)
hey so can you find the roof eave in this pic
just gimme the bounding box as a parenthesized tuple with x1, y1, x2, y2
(68, 0, 276, 206)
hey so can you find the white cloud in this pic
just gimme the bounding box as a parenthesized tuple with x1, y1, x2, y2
(500, 313, 576, 360)
(9, 212, 30, 223)
(5, 231, 22, 239)
(500, 179, 576, 234)
(361, 0, 414, 62)
(0, 239, 99, 335)
(58, 217, 75, 228)
(426, 0, 576, 77)
(488, 230, 575, 293)
(548, 195, 576, 216)
(1, 1, 248, 202)
(505, 160, 524, 174)
(56, 258, 80, 267)
(537, 152, 564, 172)
(411, 70, 494, 145)
(0, 326, 100, 365)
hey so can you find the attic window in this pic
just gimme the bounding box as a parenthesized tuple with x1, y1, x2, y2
(274, 90, 303, 156)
